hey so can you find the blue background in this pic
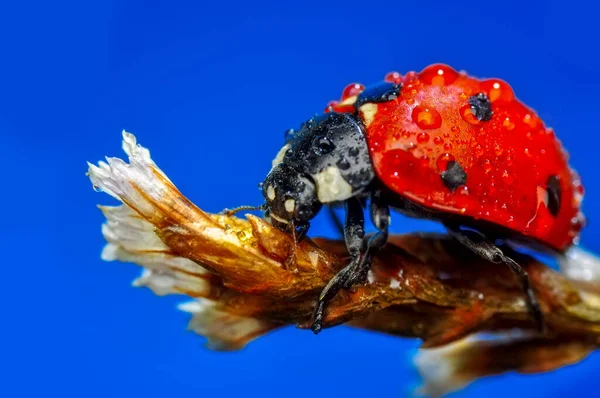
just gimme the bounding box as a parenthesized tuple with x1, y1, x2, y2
(2, 0, 599, 397)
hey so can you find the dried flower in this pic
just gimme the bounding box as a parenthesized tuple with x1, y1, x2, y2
(88, 131, 600, 396)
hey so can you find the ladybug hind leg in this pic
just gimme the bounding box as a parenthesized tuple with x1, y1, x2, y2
(311, 192, 390, 334)
(444, 223, 545, 332)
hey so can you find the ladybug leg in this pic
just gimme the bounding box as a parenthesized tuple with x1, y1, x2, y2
(311, 197, 366, 334)
(444, 224, 545, 332)
(311, 193, 390, 334)
(342, 190, 390, 289)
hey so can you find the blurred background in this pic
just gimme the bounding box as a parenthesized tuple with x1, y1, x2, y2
(1, 0, 599, 396)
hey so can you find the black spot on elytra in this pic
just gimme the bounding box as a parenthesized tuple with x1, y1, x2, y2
(468, 93, 493, 121)
(546, 175, 561, 217)
(356, 82, 402, 108)
(441, 161, 467, 192)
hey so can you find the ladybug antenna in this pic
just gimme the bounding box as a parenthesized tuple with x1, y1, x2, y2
(221, 204, 267, 216)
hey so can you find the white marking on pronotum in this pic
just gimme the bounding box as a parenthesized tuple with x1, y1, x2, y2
(267, 185, 276, 201)
(312, 166, 353, 203)
(284, 199, 295, 213)
(359, 103, 378, 127)
(271, 143, 291, 170)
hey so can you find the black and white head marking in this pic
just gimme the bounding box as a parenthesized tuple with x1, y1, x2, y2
(263, 112, 375, 229)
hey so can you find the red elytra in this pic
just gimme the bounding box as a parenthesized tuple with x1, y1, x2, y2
(327, 64, 585, 251)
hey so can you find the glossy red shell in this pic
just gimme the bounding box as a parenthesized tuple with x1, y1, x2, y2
(328, 64, 585, 251)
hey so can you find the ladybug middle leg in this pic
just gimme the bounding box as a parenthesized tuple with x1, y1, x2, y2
(444, 223, 545, 332)
(311, 191, 390, 334)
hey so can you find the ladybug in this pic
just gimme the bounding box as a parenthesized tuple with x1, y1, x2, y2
(259, 64, 585, 334)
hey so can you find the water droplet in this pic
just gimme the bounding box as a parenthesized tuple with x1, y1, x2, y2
(494, 144, 503, 156)
(236, 230, 249, 241)
(392, 131, 401, 140)
(474, 144, 484, 157)
(502, 170, 513, 184)
(480, 79, 514, 104)
(324, 101, 339, 113)
(284, 128, 296, 141)
(459, 92, 468, 101)
(341, 83, 365, 100)
(433, 136, 444, 145)
(503, 117, 515, 130)
(460, 103, 481, 125)
(417, 132, 430, 143)
(404, 71, 418, 82)
(420, 64, 459, 86)
(411, 105, 442, 129)
(406, 97, 415, 105)
(524, 148, 531, 157)
(483, 159, 493, 173)
(458, 186, 469, 196)
(523, 113, 540, 128)
(384, 71, 403, 84)
(436, 153, 455, 171)
(337, 158, 351, 170)
(401, 130, 411, 139)
(348, 147, 360, 157)
(450, 126, 460, 134)
(443, 142, 452, 151)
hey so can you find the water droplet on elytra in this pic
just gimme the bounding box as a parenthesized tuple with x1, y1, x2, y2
(483, 159, 493, 173)
(341, 83, 365, 100)
(494, 144, 503, 156)
(411, 105, 442, 129)
(420, 64, 459, 86)
(460, 103, 481, 125)
(480, 79, 514, 104)
(502, 170, 513, 184)
(384, 71, 403, 84)
(436, 153, 455, 171)
(433, 136, 443, 145)
(503, 117, 515, 130)
(417, 132, 430, 143)
(474, 144, 484, 157)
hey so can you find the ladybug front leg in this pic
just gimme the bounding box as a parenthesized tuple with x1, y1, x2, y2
(311, 197, 366, 334)
(342, 189, 390, 290)
(311, 192, 390, 334)
(444, 223, 545, 332)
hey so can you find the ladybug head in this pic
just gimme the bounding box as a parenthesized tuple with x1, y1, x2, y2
(262, 112, 375, 232)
